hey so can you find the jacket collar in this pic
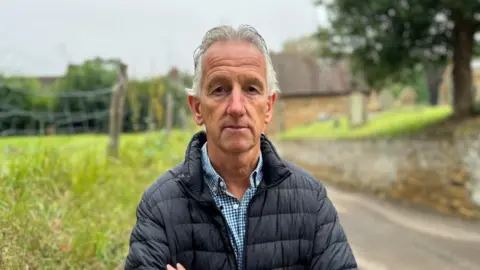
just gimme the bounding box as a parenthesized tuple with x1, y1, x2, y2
(178, 130, 291, 203)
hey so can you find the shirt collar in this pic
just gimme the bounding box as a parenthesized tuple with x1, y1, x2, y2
(201, 142, 263, 193)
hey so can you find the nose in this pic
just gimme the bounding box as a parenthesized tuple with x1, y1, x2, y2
(226, 84, 246, 116)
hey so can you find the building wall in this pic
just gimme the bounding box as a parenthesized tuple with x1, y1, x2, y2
(267, 95, 349, 134)
(284, 95, 350, 129)
(266, 93, 379, 135)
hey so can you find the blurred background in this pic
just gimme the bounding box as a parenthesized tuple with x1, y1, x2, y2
(1, 0, 480, 269)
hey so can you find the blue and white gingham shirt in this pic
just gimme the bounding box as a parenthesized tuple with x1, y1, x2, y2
(201, 143, 263, 270)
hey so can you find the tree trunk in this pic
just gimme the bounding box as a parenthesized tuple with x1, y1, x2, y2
(452, 14, 474, 118)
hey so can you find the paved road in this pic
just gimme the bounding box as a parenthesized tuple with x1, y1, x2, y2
(326, 185, 480, 270)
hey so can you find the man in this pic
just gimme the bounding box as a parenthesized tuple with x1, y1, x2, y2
(125, 25, 357, 270)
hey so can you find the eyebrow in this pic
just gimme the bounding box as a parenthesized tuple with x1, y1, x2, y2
(206, 76, 230, 90)
(205, 74, 266, 91)
(241, 76, 264, 88)
(237, 75, 265, 93)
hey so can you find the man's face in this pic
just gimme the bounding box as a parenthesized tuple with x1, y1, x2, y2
(188, 40, 276, 154)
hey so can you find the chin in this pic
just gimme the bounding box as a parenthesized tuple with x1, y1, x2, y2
(220, 140, 254, 154)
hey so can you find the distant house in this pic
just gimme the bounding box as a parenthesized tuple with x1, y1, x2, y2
(267, 53, 371, 134)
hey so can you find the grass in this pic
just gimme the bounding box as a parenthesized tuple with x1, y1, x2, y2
(0, 130, 193, 269)
(279, 105, 453, 140)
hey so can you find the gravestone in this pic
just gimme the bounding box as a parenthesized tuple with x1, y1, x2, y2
(348, 91, 367, 128)
(378, 89, 395, 110)
(437, 65, 453, 106)
(367, 90, 381, 112)
(397, 87, 418, 106)
(438, 82, 452, 106)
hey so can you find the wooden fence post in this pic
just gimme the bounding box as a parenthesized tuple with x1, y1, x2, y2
(165, 93, 174, 137)
(107, 63, 128, 159)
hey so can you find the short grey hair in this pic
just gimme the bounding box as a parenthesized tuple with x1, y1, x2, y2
(187, 24, 280, 97)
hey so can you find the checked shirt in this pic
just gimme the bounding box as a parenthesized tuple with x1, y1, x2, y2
(200, 143, 263, 270)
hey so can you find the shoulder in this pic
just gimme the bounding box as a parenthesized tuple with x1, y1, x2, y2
(282, 159, 328, 200)
(281, 160, 340, 224)
(140, 162, 185, 209)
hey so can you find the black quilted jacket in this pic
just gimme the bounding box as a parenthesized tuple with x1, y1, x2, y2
(125, 131, 357, 270)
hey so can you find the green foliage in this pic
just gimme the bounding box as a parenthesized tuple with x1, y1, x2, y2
(374, 65, 430, 104)
(410, 69, 430, 104)
(385, 65, 430, 104)
(0, 77, 57, 132)
(49, 58, 118, 128)
(163, 74, 189, 128)
(0, 76, 50, 109)
(125, 70, 192, 132)
(0, 131, 193, 269)
(388, 84, 405, 98)
(52, 57, 118, 92)
(127, 78, 166, 131)
(2, 76, 43, 90)
(180, 71, 193, 88)
(280, 106, 452, 140)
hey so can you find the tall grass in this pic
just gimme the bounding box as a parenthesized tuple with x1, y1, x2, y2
(0, 131, 192, 269)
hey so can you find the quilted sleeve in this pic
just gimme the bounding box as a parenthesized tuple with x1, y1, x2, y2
(124, 194, 171, 270)
(309, 185, 358, 270)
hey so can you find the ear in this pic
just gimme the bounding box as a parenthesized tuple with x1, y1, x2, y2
(265, 92, 277, 124)
(188, 95, 204, 126)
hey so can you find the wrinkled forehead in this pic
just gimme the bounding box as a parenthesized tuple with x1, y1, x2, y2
(202, 40, 267, 75)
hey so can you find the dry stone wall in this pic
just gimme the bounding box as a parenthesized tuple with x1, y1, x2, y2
(276, 136, 480, 219)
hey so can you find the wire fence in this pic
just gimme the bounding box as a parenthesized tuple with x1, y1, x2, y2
(0, 83, 114, 136)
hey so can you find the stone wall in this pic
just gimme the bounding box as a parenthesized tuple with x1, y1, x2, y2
(276, 136, 480, 219)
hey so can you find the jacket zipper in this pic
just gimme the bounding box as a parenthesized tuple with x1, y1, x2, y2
(178, 177, 238, 270)
(242, 171, 292, 270)
(215, 205, 239, 270)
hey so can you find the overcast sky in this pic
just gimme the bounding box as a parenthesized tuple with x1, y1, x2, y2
(0, 0, 329, 79)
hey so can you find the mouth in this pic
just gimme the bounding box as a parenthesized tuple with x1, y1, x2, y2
(224, 125, 249, 130)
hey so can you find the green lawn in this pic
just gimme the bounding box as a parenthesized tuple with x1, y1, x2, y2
(280, 105, 453, 140)
(0, 130, 193, 269)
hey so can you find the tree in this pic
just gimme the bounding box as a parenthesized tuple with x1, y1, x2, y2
(317, 0, 480, 117)
(0, 76, 46, 133)
(52, 57, 118, 92)
(314, 26, 427, 95)
(48, 57, 120, 133)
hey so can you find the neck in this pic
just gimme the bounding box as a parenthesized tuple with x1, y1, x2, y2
(206, 143, 261, 189)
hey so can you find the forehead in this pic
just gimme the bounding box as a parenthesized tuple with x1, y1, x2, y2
(202, 40, 266, 77)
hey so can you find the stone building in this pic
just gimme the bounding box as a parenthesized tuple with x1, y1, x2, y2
(267, 53, 372, 134)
